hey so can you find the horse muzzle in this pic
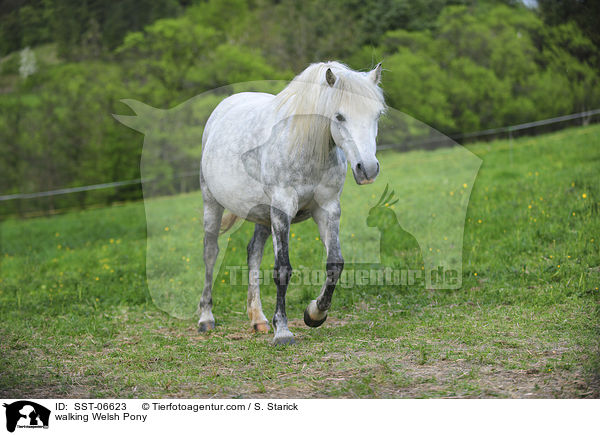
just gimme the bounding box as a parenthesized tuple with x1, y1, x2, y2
(352, 160, 379, 185)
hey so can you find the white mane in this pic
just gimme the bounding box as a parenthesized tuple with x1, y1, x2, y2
(273, 61, 385, 162)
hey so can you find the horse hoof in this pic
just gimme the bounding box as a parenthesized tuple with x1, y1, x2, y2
(272, 332, 295, 346)
(304, 300, 328, 328)
(304, 308, 327, 328)
(253, 322, 270, 333)
(198, 320, 215, 332)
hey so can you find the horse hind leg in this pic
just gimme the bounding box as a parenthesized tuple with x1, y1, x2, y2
(247, 223, 270, 332)
(198, 187, 224, 332)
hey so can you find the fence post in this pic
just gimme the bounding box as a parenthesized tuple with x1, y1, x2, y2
(508, 126, 513, 166)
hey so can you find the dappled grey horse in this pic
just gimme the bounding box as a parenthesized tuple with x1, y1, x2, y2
(199, 61, 385, 344)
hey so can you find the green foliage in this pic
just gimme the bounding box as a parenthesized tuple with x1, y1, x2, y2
(0, 0, 184, 58)
(244, 0, 365, 71)
(0, 53, 20, 75)
(0, 62, 141, 214)
(190, 0, 250, 35)
(538, 0, 600, 61)
(204, 44, 281, 87)
(116, 11, 282, 100)
(384, 48, 456, 132)
(117, 15, 220, 98)
(1, 0, 600, 214)
(348, 3, 600, 132)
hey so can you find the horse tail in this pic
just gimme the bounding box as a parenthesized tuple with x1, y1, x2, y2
(220, 212, 240, 234)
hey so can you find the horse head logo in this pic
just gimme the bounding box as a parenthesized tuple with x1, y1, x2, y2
(3, 401, 50, 433)
(114, 81, 482, 323)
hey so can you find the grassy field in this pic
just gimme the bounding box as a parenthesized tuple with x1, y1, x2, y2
(1, 124, 599, 398)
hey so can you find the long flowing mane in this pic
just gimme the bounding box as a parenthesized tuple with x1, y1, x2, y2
(273, 61, 385, 162)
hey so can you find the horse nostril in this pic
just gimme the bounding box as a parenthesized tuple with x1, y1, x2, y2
(356, 163, 368, 178)
(356, 162, 368, 179)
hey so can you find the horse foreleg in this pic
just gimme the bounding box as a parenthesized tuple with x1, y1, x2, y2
(247, 223, 270, 332)
(198, 193, 224, 332)
(305, 203, 344, 327)
(270, 205, 295, 345)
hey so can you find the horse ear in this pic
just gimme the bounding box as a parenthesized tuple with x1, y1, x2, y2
(326, 68, 336, 87)
(370, 62, 382, 84)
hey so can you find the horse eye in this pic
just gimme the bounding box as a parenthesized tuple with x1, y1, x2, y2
(336, 113, 345, 122)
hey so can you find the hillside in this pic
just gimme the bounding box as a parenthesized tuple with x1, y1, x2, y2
(1, 124, 599, 398)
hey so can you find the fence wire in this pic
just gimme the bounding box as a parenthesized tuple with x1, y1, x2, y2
(2, 108, 599, 201)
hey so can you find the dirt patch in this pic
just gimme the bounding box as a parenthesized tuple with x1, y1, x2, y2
(2, 312, 597, 399)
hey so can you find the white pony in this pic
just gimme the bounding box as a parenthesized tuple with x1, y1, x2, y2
(199, 61, 385, 344)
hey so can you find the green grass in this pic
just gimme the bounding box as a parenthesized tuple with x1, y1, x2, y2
(1, 124, 599, 398)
